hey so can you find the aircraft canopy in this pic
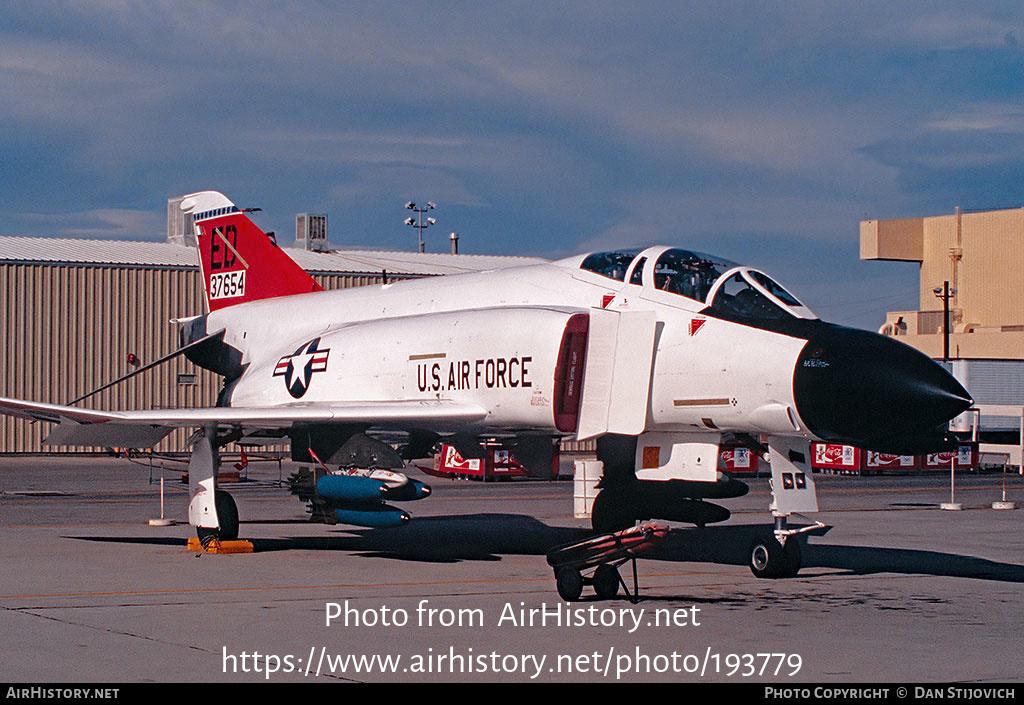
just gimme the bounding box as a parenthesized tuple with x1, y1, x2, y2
(579, 247, 815, 320)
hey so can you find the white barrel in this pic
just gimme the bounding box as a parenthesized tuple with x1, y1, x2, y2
(573, 460, 604, 519)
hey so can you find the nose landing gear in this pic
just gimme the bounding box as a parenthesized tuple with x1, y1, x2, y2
(748, 534, 802, 579)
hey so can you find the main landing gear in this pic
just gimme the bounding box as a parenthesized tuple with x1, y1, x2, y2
(188, 425, 243, 548)
(195, 490, 239, 547)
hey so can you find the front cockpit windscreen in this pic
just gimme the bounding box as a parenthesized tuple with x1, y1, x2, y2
(749, 271, 802, 306)
(709, 272, 789, 319)
(709, 270, 814, 320)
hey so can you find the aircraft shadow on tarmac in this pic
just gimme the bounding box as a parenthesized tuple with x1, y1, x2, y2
(70, 513, 1024, 583)
(255, 513, 581, 563)
(654, 525, 1024, 583)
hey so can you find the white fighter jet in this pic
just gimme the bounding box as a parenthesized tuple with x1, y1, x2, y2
(0, 191, 971, 578)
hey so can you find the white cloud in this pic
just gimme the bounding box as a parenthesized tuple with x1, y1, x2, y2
(923, 104, 1024, 133)
(328, 165, 485, 208)
(14, 209, 163, 239)
(575, 186, 875, 256)
(901, 12, 1023, 50)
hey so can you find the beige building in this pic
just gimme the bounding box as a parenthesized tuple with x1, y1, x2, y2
(861, 206, 1024, 360)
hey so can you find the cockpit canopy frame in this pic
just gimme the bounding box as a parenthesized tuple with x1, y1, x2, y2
(578, 246, 816, 320)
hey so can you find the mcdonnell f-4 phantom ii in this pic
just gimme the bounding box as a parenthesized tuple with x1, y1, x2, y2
(0, 191, 972, 579)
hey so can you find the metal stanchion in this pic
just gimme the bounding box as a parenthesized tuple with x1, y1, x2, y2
(148, 476, 173, 526)
(940, 454, 962, 511)
(992, 459, 1016, 510)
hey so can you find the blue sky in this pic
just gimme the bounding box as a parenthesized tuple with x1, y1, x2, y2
(2, 2, 1023, 329)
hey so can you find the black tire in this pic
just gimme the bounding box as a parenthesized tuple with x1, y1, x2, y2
(593, 564, 620, 600)
(215, 490, 239, 541)
(591, 489, 635, 534)
(748, 535, 801, 579)
(555, 567, 584, 601)
(780, 537, 801, 578)
(195, 490, 239, 544)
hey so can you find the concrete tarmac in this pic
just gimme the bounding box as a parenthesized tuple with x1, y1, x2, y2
(1, 455, 1022, 683)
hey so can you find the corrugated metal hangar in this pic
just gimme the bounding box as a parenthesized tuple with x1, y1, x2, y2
(0, 228, 544, 453)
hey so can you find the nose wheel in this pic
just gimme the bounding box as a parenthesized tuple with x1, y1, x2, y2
(748, 534, 801, 579)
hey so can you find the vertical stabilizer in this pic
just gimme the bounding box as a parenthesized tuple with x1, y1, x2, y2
(180, 191, 323, 312)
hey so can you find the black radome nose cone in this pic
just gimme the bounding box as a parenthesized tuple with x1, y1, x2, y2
(793, 325, 972, 452)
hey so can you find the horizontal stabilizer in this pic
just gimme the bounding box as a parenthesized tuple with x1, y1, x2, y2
(47, 420, 175, 448)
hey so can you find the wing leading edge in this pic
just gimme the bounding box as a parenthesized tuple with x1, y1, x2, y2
(0, 397, 488, 448)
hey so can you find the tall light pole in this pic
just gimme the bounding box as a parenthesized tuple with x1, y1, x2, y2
(404, 201, 436, 253)
(932, 281, 957, 362)
(933, 279, 961, 512)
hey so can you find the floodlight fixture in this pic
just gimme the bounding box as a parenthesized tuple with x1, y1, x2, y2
(403, 200, 439, 253)
(932, 281, 957, 361)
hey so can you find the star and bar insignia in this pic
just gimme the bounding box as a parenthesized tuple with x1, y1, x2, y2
(273, 337, 331, 398)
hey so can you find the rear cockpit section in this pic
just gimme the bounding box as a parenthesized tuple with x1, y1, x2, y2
(649, 248, 734, 302)
(579, 250, 642, 282)
(577, 247, 731, 295)
(574, 246, 816, 321)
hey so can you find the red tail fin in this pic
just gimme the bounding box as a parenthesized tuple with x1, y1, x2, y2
(180, 191, 322, 312)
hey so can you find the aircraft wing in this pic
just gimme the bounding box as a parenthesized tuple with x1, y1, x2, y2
(0, 396, 488, 448)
